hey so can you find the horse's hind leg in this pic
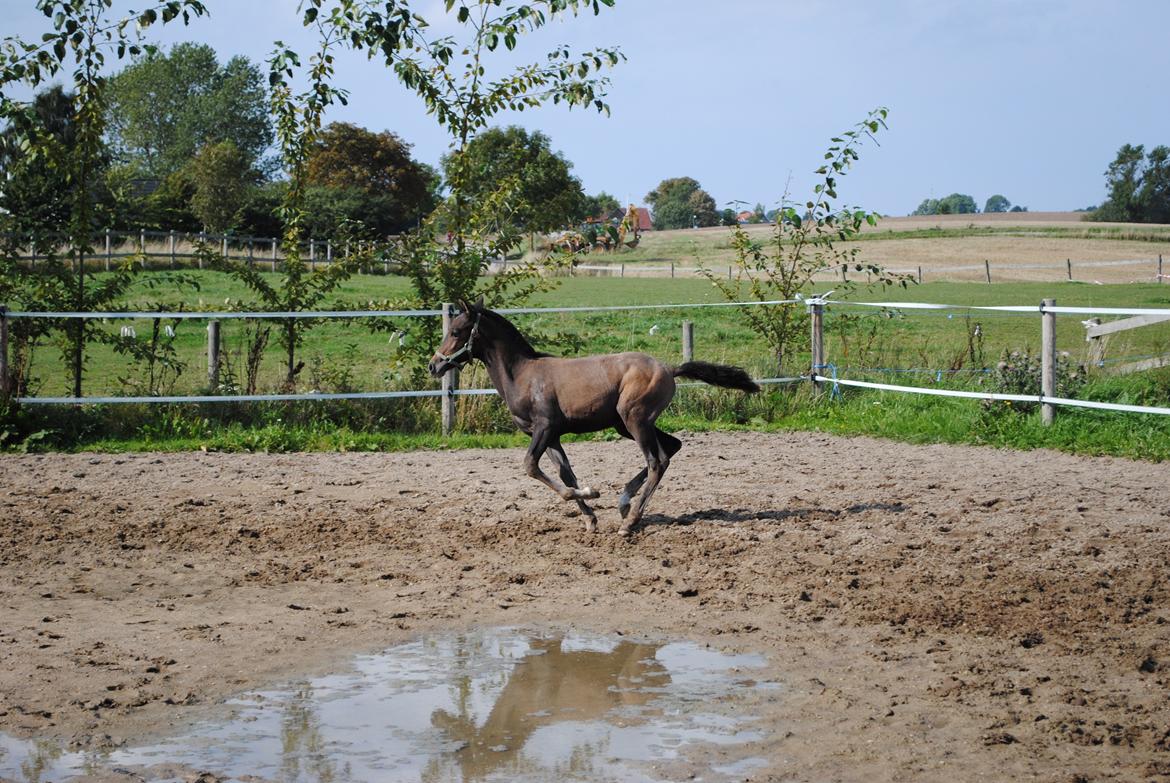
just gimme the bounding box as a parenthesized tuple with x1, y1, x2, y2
(524, 427, 600, 503)
(618, 429, 680, 522)
(619, 424, 676, 536)
(547, 442, 598, 533)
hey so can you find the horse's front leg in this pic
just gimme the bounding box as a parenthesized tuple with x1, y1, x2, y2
(547, 441, 598, 533)
(523, 427, 600, 504)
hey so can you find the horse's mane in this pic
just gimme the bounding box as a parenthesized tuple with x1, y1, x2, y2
(478, 307, 551, 359)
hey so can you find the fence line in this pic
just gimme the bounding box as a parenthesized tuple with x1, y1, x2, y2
(4, 298, 1170, 427)
(4, 299, 800, 321)
(7, 229, 1164, 283)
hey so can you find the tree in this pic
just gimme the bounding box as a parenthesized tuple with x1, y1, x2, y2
(187, 140, 252, 233)
(645, 177, 717, 229)
(105, 42, 272, 177)
(308, 0, 623, 380)
(686, 188, 718, 227)
(911, 198, 940, 216)
(584, 191, 622, 221)
(208, 15, 366, 390)
(912, 193, 978, 215)
(984, 194, 1011, 213)
(0, 0, 208, 399)
(1094, 143, 1170, 224)
(0, 85, 89, 235)
(442, 125, 586, 234)
(1139, 146, 1170, 224)
(303, 122, 436, 236)
(938, 193, 978, 214)
(700, 108, 909, 374)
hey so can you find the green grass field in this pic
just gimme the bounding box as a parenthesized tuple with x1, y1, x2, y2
(5, 266, 1170, 460)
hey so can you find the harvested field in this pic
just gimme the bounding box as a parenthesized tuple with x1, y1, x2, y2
(2, 432, 1169, 780)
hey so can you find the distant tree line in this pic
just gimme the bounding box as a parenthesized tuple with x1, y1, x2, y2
(1089, 144, 1169, 224)
(911, 193, 1027, 216)
(0, 42, 622, 242)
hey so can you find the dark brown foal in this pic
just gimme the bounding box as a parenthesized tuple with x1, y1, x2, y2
(429, 298, 759, 535)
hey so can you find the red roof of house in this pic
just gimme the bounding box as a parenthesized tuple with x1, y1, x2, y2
(634, 207, 653, 231)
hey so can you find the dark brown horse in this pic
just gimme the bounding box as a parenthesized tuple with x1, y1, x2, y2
(429, 298, 759, 535)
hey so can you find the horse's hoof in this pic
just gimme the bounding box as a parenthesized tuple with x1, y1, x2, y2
(618, 492, 631, 519)
(584, 517, 598, 534)
(578, 486, 600, 500)
(618, 527, 632, 537)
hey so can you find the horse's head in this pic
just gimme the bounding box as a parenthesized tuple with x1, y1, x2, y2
(428, 296, 484, 377)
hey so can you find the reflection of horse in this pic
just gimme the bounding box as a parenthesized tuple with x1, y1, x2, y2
(429, 299, 759, 535)
(427, 638, 665, 781)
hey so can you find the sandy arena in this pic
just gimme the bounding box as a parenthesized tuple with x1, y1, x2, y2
(1, 431, 1169, 781)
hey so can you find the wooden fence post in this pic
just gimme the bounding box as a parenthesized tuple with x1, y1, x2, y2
(1041, 298, 1056, 426)
(1159, 254, 1164, 283)
(984, 259, 992, 284)
(682, 320, 694, 363)
(104, 229, 112, 271)
(0, 304, 9, 400)
(620, 263, 625, 278)
(247, 238, 254, 268)
(310, 240, 316, 271)
(441, 302, 458, 436)
(670, 262, 675, 278)
(917, 265, 923, 285)
(169, 230, 177, 268)
(1066, 258, 1072, 281)
(810, 301, 825, 394)
(139, 228, 147, 269)
(1085, 318, 1105, 366)
(207, 320, 221, 390)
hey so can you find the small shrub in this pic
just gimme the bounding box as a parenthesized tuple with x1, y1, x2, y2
(981, 348, 1086, 415)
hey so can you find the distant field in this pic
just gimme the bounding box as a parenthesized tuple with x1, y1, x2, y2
(17, 273, 1170, 397)
(565, 212, 1170, 284)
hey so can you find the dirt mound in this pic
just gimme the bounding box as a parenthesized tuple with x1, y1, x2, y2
(2, 431, 1168, 780)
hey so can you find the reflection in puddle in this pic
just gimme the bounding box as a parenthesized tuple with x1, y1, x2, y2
(0, 628, 774, 782)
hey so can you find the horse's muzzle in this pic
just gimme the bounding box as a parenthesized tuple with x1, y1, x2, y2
(428, 356, 451, 377)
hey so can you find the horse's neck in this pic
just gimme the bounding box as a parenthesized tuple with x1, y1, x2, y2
(481, 339, 533, 401)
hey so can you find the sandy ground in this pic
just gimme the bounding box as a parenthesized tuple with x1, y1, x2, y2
(2, 431, 1169, 781)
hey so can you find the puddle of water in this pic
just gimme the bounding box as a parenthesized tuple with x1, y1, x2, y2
(0, 627, 776, 783)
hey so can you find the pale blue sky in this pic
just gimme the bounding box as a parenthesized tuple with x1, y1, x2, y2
(5, 0, 1168, 214)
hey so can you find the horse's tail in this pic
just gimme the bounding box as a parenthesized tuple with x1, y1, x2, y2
(672, 361, 760, 393)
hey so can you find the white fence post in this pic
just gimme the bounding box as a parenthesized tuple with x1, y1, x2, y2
(271, 239, 277, 272)
(441, 302, 458, 436)
(682, 320, 694, 363)
(169, 230, 177, 268)
(104, 229, 112, 271)
(1041, 298, 1056, 426)
(207, 320, 221, 390)
(810, 301, 825, 394)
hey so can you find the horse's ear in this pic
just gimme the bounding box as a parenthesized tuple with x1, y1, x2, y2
(456, 297, 469, 313)
(474, 294, 484, 310)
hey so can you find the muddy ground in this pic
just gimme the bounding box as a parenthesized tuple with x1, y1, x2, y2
(1, 431, 1169, 781)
